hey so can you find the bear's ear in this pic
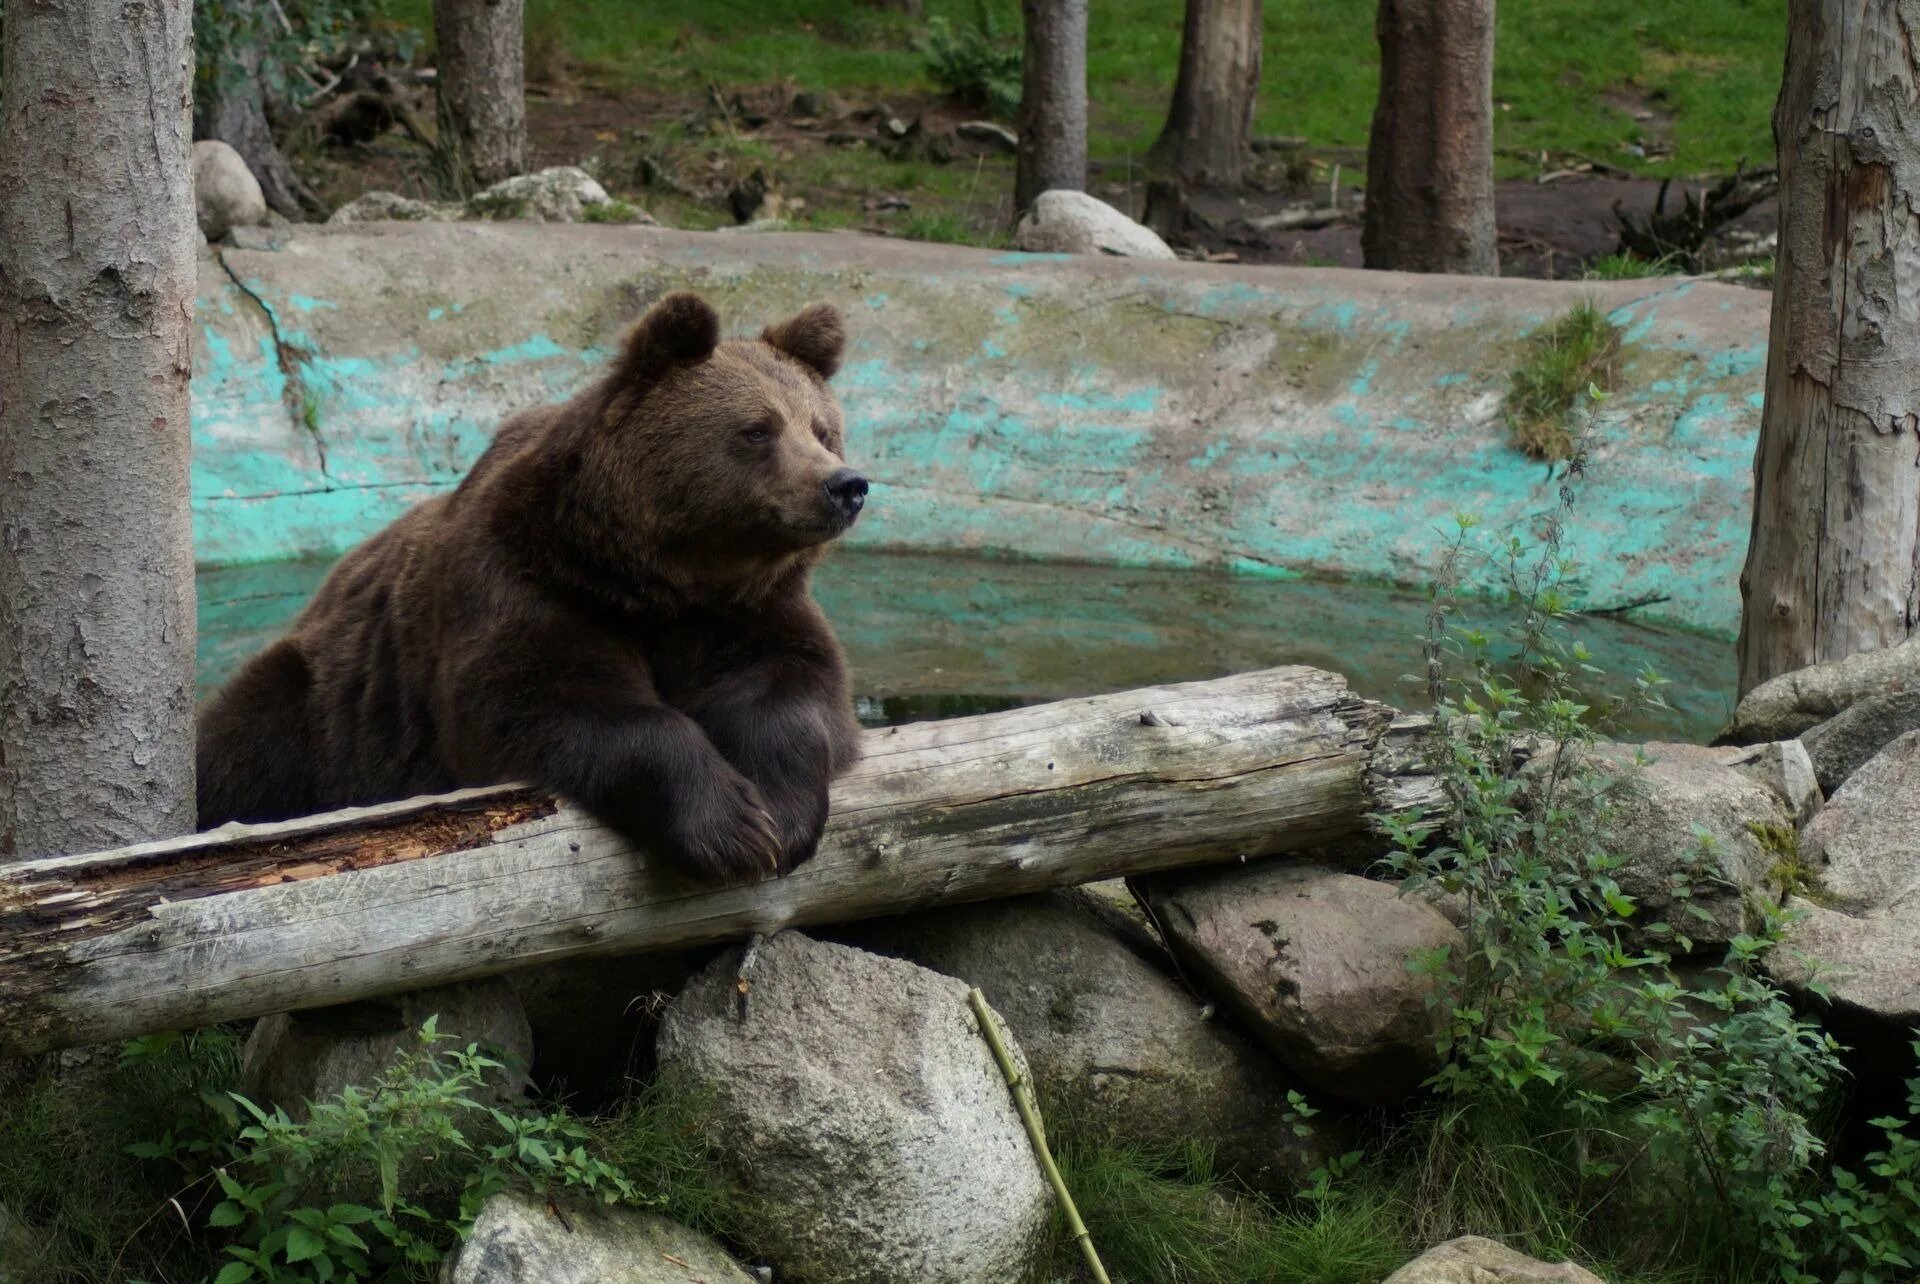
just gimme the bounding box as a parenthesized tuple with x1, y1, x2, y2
(616, 292, 721, 388)
(761, 302, 845, 380)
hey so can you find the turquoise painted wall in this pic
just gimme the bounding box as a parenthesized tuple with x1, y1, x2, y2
(191, 225, 1768, 636)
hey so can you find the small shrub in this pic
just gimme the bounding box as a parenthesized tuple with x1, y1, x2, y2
(581, 197, 649, 223)
(918, 7, 1021, 117)
(1583, 252, 1685, 280)
(1502, 301, 1623, 460)
(894, 209, 1008, 247)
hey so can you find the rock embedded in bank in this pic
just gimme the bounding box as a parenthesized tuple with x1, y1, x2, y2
(1798, 730, 1920, 915)
(656, 932, 1051, 1284)
(192, 140, 269, 241)
(1800, 689, 1920, 796)
(242, 978, 531, 1119)
(1721, 638, 1920, 744)
(1014, 189, 1177, 259)
(836, 889, 1342, 1192)
(444, 1190, 756, 1284)
(1138, 862, 1462, 1106)
(1383, 1236, 1605, 1283)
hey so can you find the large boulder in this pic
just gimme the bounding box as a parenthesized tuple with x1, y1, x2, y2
(0, 1202, 36, 1284)
(242, 978, 532, 1118)
(468, 167, 613, 222)
(443, 1190, 755, 1284)
(1715, 738, 1823, 828)
(656, 932, 1051, 1284)
(329, 191, 463, 224)
(1579, 742, 1794, 942)
(1138, 863, 1462, 1106)
(1383, 1236, 1604, 1283)
(1014, 190, 1176, 259)
(1801, 689, 1920, 796)
(1721, 639, 1920, 744)
(1800, 730, 1920, 915)
(191, 140, 268, 241)
(836, 889, 1340, 1192)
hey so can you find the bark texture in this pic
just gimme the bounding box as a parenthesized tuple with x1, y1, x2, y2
(1737, 0, 1920, 695)
(434, 0, 529, 192)
(1150, 0, 1263, 187)
(0, 668, 1441, 1056)
(1014, 0, 1089, 215)
(1360, 0, 1497, 275)
(0, 0, 199, 857)
(194, 2, 329, 220)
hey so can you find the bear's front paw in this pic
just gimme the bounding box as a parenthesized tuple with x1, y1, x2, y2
(767, 785, 831, 876)
(661, 770, 783, 884)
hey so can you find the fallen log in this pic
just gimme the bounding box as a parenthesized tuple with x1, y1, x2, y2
(0, 666, 1438, 1058)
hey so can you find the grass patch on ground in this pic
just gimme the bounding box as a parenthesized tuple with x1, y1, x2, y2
(391, 0, 1782, 178)
(1503, 299, 1624, 460)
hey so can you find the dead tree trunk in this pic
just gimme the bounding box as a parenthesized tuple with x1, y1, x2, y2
(434, 0, 529, 192)
(1150, 0, 1263, 188)
(1737, 0, 1920, 694)
(1360, 0, 1498, 275)
(0, 668, 1438, 1056)
(1014, 0, 1089, 215)
(194, 2, 330, 220)
(0, 0, 200, 857)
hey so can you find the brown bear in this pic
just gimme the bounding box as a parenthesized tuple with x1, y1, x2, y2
(196, 292, 867, 883)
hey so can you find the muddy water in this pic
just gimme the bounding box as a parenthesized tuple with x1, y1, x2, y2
(196, 550, 1736, 743)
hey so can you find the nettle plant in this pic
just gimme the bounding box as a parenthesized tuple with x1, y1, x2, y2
(132, 1019, 636, 1284)
(1374, 395, 1920, 1281)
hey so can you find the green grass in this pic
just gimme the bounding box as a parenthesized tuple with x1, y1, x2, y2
(1584, 251, 1687, 279)
(1503, 299, 1624, 460)
(390, 0, 1783, 179)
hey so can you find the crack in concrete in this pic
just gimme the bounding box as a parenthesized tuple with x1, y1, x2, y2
(212, 249, 332, 481)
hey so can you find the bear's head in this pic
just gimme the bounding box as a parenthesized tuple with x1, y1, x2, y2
(568, 292, 865, 600)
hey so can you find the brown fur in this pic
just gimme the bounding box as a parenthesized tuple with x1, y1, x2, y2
(196, 293, 866, 883)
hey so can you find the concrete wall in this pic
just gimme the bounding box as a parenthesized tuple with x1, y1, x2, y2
(193, 224, 1767, 635)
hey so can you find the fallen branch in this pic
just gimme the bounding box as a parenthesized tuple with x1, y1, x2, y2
(0, 667, 1437, 1057)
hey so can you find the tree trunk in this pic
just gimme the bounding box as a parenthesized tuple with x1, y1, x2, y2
(194, 2, 330, 221)
(1360, 0, 1497, 275)
(0, 667, 1439, 1056)
(1014, 0, 1088, 215)
(1736, 0, 1920, 695)
(0, 0, 199, 858)
(1150, 0, 1263, 188)
(434, 0, 528, 193)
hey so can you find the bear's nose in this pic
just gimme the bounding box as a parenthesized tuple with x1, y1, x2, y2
(825, 468, 868, 521)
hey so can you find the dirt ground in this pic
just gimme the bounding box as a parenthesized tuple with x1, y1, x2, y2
(297, 77, 1775, 281)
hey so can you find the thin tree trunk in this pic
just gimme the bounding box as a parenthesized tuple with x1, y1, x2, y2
(1150, 0, 1263, 188)
(1360, 0, 1497, 275)
(1738, 1, 1920, 695)
(194, 2, 329, 221)
(434, 0, 528, 193)
(0, 0, 199, 858)
(1014, 0, 1088, 215)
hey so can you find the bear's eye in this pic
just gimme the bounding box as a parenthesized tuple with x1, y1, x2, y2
(740, 421, 774, 444)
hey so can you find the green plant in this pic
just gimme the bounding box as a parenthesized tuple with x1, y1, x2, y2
(894, 209, 1009, 247)
(1583, 252, 1686, 280)
(581, 197, 649, 223)
(918, 6, 1022, 117)
(1502, 302, 1623, 460)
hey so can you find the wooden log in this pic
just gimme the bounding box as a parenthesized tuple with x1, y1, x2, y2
(0, 667, 1435, 1058)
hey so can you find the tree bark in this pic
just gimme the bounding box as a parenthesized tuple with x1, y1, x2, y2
(1150, 0, 1263, 188)
(0, 0, 200, 859)
(434, 0, 529, 193)
(194, 1, 330, 220)
(1014, 0, 1088, 215)
(1736, 0, 1920, 695)
(0, 668, 1439, 1056)
(1360, 0, 1498, 275)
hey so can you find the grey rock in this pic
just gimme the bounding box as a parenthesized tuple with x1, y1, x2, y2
(0, 1202, 36, 1284)
(1721, 638, 1920, 743)
(656, 933, 1050, 1284)
(328, 190, 462, 223)
(191, 139, 268, 241)
(1139, 863, 1460, 1106)
(1801, 689, 1920, 795)
(1580, 742, 1793, 942)
(1800, 730, 1920, 915)
(468, 166, 612, 223)
(1383, 1236, 1604, 1283)
(1014, 189, 1176, 260)
(955, 120, 1019, 154)
(837, 889, 1341, 1192)
(1715, 738, 1823, 828)
(242, 978, 532, 1118)
(443, 1190, 754, 1284)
